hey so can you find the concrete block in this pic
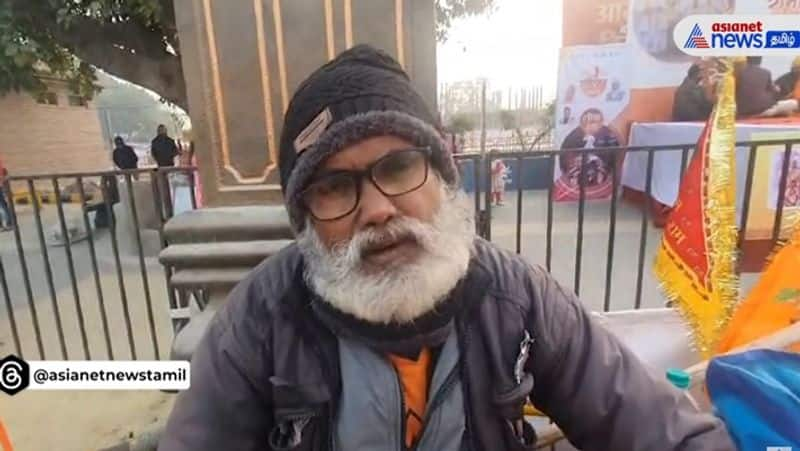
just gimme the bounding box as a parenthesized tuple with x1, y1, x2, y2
(163, 206, 292, 244)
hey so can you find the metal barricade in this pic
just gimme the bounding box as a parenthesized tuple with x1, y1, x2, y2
(0, 167, 197, 360)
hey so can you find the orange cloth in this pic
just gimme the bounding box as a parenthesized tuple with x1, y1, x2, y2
(717, 226, 800, 354)
(0, 419, 13, 451)
(388, 348, 432, 448)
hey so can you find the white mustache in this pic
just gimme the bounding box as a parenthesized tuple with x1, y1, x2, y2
(330, 216, 436, 269)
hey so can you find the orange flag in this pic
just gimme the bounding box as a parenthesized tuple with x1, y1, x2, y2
(654, 59, 739, 358)
(717, 221, 800, 354)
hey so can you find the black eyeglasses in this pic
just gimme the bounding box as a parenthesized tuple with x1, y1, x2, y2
(301, 147, 432, 221)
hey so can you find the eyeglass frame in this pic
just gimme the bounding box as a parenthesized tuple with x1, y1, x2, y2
(300, 146, 433, 221)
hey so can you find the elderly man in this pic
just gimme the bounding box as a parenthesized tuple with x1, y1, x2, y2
(160, 46, 733, 451)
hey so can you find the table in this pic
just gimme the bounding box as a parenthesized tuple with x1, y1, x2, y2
(621, 120, 800, 225)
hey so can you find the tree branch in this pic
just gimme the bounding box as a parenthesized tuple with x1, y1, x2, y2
(71, 42, 186, 110)
(58, 17, 168, 60)
(46, 17, 186, 109)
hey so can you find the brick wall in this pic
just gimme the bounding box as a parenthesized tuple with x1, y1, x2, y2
(0, 83, 109, 179)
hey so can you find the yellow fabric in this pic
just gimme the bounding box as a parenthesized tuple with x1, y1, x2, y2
(792, 56, 800, 69)
(717, 225, 800, 354)
(654, 58, 739, 358)
(388, 348, 432, 448)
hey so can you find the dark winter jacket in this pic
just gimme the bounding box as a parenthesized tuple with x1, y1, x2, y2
(159, 239, 734, 451)
(672, 77, 713, 122)
(113, 145, 139, 170)
(151, 135, 178, 167)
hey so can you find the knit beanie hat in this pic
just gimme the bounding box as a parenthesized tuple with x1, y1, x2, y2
(279, 45, 458, 232)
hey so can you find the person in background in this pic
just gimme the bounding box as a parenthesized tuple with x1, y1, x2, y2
(559, 108, 617, 189)
(151, 124, 181, 216)
(112, 136, 138, 170)
(491, 158, 509, 206)
(0, 154, 12, 232)
(736, 56, 798, 117)
(672, 63, 713, 121)
(151, 124, 179, 167)
(775, 56, 800, 102)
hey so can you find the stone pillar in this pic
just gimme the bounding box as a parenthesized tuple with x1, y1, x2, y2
(174, 0, 438, 206)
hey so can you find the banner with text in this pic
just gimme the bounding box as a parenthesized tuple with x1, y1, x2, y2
(562, 0, 629, 46)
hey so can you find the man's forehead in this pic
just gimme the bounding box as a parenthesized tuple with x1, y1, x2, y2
(320, 135, 415, 171)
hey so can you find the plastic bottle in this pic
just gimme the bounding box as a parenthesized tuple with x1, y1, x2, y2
(666, 368, 701, 411)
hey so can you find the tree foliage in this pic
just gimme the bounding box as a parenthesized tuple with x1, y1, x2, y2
(498, 109, 516, 130)
(1, 0, 183, 107)
(435, 0, 496, 42)
(447, 112, 475, 136)
(1, 0, 494, 112)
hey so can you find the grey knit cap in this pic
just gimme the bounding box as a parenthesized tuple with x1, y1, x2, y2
(278, 45, 458, 232)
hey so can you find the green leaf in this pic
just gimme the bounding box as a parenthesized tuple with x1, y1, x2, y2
(4, 43, 17, 57)
(56, 7, 68, 24)
(776, 288, 800, 303)
(13, 53, 33, 68)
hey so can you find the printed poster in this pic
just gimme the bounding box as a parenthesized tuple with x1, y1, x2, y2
(745, 131, 800, 241)
(553, 44, 631, 201)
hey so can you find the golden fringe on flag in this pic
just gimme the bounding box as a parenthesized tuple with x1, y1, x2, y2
(654, 59, 740, 358)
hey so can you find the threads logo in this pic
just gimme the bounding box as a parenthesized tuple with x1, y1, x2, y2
(0, 355, 30, 396)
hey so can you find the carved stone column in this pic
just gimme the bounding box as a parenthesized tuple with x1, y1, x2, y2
(174, 0, 437, 206)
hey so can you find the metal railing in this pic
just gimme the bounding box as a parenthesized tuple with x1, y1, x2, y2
(1, 167, 197, 361)
(2, 139, 798, 361)
(456, 138, 800, 312)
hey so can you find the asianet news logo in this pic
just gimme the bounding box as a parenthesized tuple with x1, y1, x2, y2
(674, 15, 800, 56)
(685, 21, 767, 49)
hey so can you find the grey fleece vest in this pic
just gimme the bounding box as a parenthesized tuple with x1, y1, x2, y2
(334, 328, 464, 451)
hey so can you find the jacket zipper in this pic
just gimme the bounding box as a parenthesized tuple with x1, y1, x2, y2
(393, 367, 407, 451)
(410, 363, 460, 450)
(457, 320, 475, 451)
(327, 404, 335, 451)
(304, 333, 336, 451)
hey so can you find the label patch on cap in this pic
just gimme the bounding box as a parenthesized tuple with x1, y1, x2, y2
(294, 107, 332, 155)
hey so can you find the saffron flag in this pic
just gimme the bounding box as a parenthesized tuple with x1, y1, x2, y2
(654, 60, 739, 358)
(717, 219, 800, 354)
(0, 419, 13, 451)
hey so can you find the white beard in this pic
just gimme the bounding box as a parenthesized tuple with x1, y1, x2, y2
(297, 186, 475, 324)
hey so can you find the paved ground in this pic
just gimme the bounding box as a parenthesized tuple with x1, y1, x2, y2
(473, 190, 759, 311)
(0, 192, 761, 450)
(1, 203, 175, 451)
(1, 203, 172, 361)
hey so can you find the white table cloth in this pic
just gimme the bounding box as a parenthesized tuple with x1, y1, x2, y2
(621, 121, 800, 224)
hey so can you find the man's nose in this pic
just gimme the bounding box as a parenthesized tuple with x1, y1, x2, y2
(356, 179, 398, 227)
